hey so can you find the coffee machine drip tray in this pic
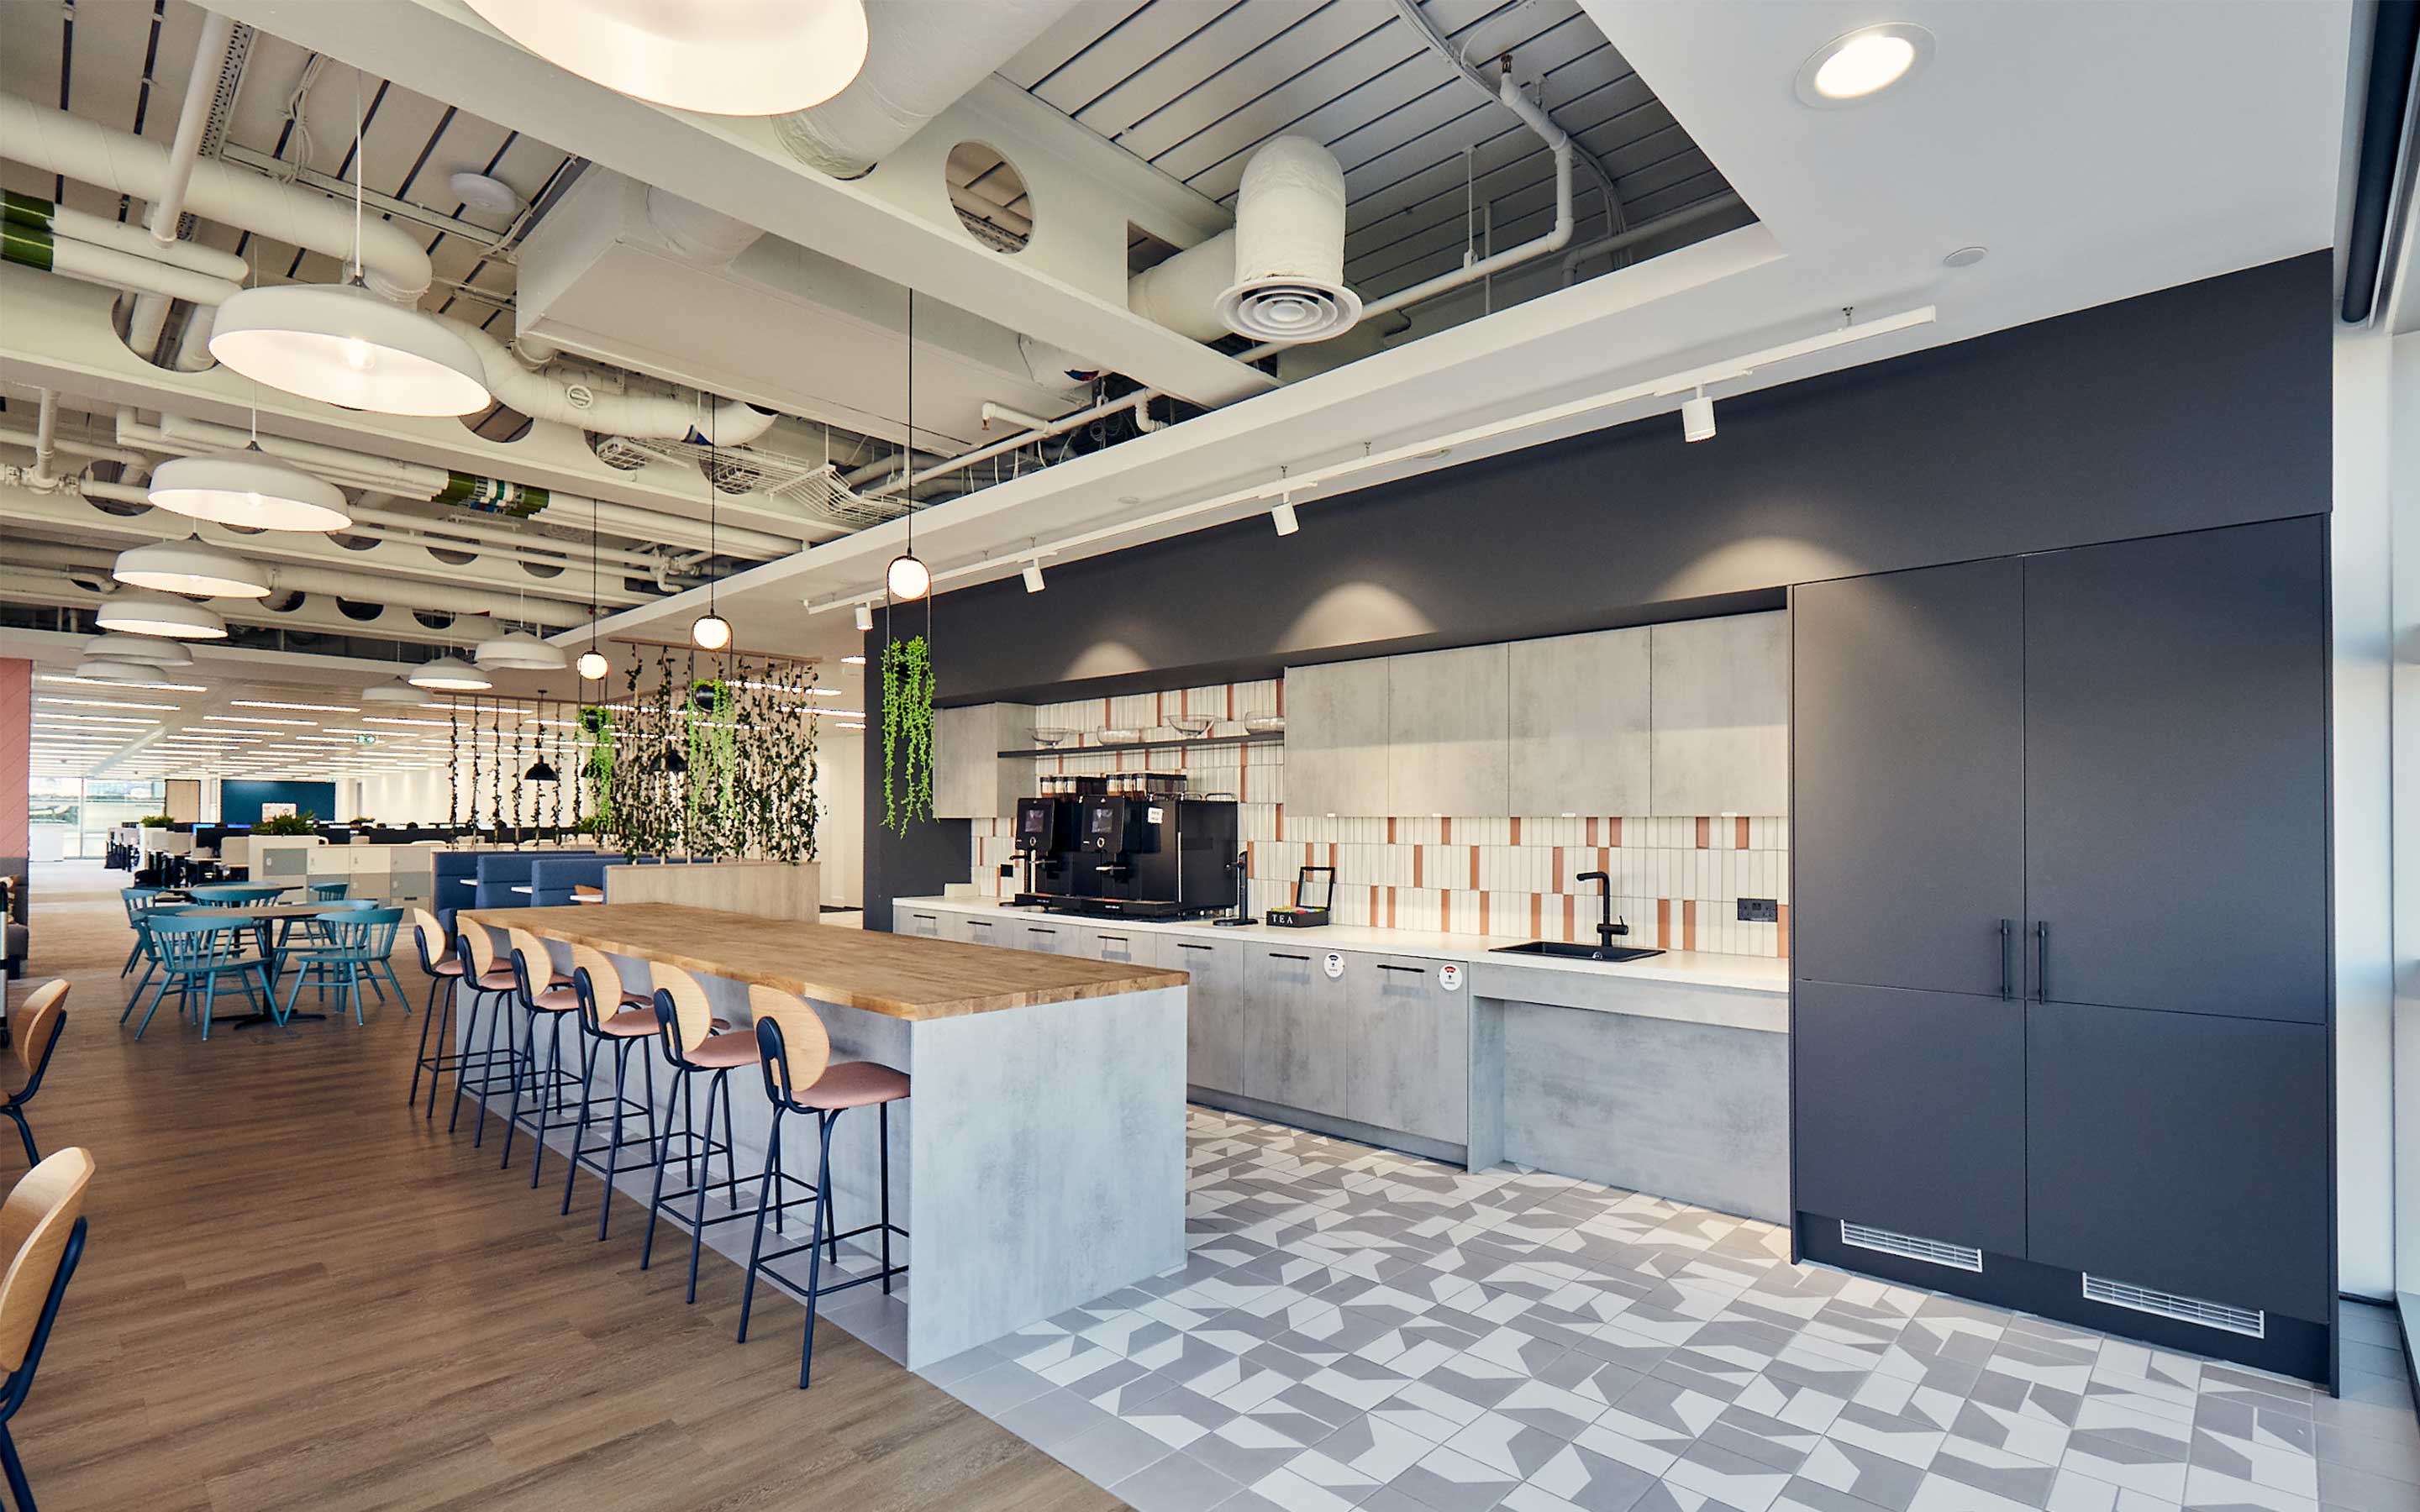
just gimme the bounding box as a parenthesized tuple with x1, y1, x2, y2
(1015, 893, 1228, 921)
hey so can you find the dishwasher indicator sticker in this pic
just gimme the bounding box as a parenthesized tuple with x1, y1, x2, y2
(1323, 952, 1344, 979)
(1438, 963, 1463, 991)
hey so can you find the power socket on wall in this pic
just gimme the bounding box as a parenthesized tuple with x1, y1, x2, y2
(1738, 898, 1780, 923)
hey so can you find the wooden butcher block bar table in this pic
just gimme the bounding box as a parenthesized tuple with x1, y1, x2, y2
(460, 902, 1190, 1367)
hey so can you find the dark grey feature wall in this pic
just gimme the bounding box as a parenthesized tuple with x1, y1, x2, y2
(863, 251, 2329, 927)
(923, 251, 2329, 706)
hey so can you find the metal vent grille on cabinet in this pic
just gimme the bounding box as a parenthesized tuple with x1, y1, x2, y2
(2081, 1274, 2265, 1338)
(1840, 1221, 1984, 1273)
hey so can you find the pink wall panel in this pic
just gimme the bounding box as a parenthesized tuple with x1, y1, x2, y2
(0, 659, 26, 860)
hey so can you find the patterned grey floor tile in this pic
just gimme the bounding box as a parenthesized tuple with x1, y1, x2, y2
(1663, 1437, 1794, 1512)
(2062, 1399, 2193, 1503)
(1542, 1352, 1649, 1409)
(1207, 1490, 1294, 1512)
(2314, 1457, 2420, 1512)
(948, 1359, 1056, 1416)
(1313, 1415, 1441, 1483)
(1448, 1410, 1584, 1479)
(1702, 1402, 1826, 1474)
(1192, 1412, 1339, 1485)
(1497, 1378, 1615, 1441)
(1902, 1471, 2041, 1512)
(1775, 1476, 1910, 1512)
(2304, 1389, 2420, 1452)
(2193, 1412, 2319, 1498)
(2041, 1466, 2181, 1512)
(1512, 1437, 1665, 1512)
(1799, 1438, 1932, 1512)
(1389, 1442, 1524, 1512)
(995, 1385, 1123, 1452)
(1113, 1448, 1245, 1512)
(1929, 1436, 2060, 1508)
(1602, 1374, 1729, 1454)
(2176, 1462, 2317, 1512)
(1055, 1415, 1180, 1488)
(2307, 1424, 2419, 1485)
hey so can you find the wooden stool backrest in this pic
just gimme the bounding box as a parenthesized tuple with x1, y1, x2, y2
(410, 908, 450, 964)
(651, 963, 715, 1054)
(8, 981, 66, 1082)
(747, 985, 831, 1099)
(0, 1147, 92, 1372)
(567, 943, 625, 1009)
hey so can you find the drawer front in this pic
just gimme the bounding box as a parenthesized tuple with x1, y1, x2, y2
(1168, 935, 1247, 1094)
(1086, 928, 1158, 967)
(952, 913, 1006, 948)
(1014, 920, 1071, 955)
(897, 906, 945, 939)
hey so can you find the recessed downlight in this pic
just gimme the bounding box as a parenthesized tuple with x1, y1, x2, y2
(1944, 244, 1988, 268)
(1795, 24, 1933, 108)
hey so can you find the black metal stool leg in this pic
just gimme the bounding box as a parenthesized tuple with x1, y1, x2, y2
(800, 1109, 839, 1390)
(0, 1422, 34, 1512)
(685, 1069, 725, 1304)
(880, 1100, 894, 1294)
(448, 990, 486, 1135)
(640, 1068, 686, 1272)
(563, 1030, 604, 1215)
(736, 1105, 786, 1344)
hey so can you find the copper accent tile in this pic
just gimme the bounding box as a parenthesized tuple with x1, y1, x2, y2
(1552, 845, 1564, 885)
(1586, 816, 1601, 847)
(1682, 900, 1697, 952)
(1735, 816, 1751, 850)
(1509, 816, 1523, 845)
(1440, 892, 1452, 932)
(1440, 816, 1452, 843)
(1656, 898, 1671, 943)
(1530, 895, 1543, 938)
(1777, 902, 1790, 958)
(1468, 848, 1481, 890)
(1563, 894, 1576, 942)
(1695, 816, 1711, 848)
(1479, 895, 1490, 935)
(1386, 887, 1397, 928)
(1608, 817, 1623, 847)
(1413, 848, 1423, 887)
(1387, 816, 1397, 844)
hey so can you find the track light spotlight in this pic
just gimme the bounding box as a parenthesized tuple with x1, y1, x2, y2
(1681, 386, 1716, 443)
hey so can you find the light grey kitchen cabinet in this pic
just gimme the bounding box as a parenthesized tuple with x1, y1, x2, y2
(951, 912, 1006, 948)
(1347, 953, 1470, 1142)
(1085, 927, 1158, 967)
(932, 703, 1034, 820)
(1649, 612, 1788, 816)
(896, 904, 946, 939)
(1012, 919, 1071, 955)
(1169, 936, 1249, 1095)
(1242, 944, 1349, 1115)
(1387, 644, 1510, 816)
(1509, 627, 1649, 816)
(1283, 659, 1390, 816)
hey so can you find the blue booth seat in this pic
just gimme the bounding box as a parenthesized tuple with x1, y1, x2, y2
(432, 851, 484, 935)
(471, 850, 596, 912)
(529, 856, 609, 907)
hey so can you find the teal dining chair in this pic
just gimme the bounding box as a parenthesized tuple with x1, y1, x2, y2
(117, 900, 194, 1024)
(131, 916, 271, 1040)
(304, 882, 350, 904)
(117, 888, 165, 977)
(279, 908, 405, 1026)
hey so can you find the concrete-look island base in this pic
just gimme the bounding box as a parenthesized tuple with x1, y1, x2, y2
(460, 903, 1189, 1368)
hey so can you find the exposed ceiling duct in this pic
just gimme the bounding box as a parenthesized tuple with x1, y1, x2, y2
(0, 92, 434, 303)
(1128, 137, 1362, 346)
(445, 318, 779, 444)
(769, 0, 1081, 179)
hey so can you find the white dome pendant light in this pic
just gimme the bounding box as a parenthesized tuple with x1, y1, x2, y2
(147, 452, 351, 533)
(208, 72, 490, 417)
(691, 410, 733, 650)
(408, 653, 492, 693)
(885, 288, 931, 603)
(577, 496, 611, 681)
(113, 538, 271, 598)
(94, 592, 229, 640)
(82, 633, 194, 666)
(462, 0, 871, 118)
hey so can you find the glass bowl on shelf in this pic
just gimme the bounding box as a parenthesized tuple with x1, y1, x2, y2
(1243, 713, 1285, 734)
(1032, 727, 1076, 748)
(1167, 716, 1213, 738)
(1095, 727, 1141, 747)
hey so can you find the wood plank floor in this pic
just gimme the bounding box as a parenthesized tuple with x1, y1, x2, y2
(8, 864, 1125, 1512)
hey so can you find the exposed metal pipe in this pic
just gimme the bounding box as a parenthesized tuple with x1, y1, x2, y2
(445, 320, 781, 444)
(149, 12, 239, 251)
(0, 423, 146, 468)
(0, 222, 242, 305)
(31, 390, 59, 486)
(0, 92, 434, 302)
(1559, 194, 1747, 286)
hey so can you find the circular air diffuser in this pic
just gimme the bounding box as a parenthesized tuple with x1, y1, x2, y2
(1215, 135, 1362, 344)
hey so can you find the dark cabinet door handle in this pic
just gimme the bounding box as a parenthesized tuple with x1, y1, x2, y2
(1376, 963, 1425, 974)
(1268, 951, 1311, 962)
(2034, 921, 2049, 1002)
(1097, 934, 1128, 943)
(1998, 919, 2013, 1000)
(1175, 942, 1215, 953)
(1027, 926, 1057, 935)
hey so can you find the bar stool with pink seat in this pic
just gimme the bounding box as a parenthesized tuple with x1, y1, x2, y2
(555, 942, 667, 1236)
(735, 984, 909, 1389)
(498, 926, 602, 1184)
(406, 909, 466, 1115)
(448, 922, 545, 1147)
(641, 964, 794, 1305)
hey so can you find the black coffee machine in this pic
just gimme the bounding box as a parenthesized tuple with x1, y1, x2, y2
(1013, 773, 1239, 919)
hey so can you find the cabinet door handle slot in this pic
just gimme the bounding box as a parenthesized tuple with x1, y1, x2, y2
(1176, 943, 1215, 953)
(1268, 952, 1311, 962)
(1998, 919, 2013, 1000)
(1376, 964, 1425, 974)
(2033, 921, 2049, 1002)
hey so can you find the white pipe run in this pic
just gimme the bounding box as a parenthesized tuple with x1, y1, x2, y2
(0, 92, 434, 302)
(31, 390, 58, 486)
(39, 205, 249, 282)
(150, 12, 237, 251)
(771, 0, 1080, 178)
(883, 76, 1575, 499)
(442, 319, 779, 444)
(43, 240, 239, 307)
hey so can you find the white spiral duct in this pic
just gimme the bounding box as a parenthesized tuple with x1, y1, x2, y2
(443, 320, 779, 444)
(1215, 136, 1361, 343)
(771, 0, 1079, 178)
(1128, 229, 1239, 344)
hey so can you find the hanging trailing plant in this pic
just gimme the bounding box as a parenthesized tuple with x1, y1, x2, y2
(882, 633, 934, 836)
(580, 704, 615, 829)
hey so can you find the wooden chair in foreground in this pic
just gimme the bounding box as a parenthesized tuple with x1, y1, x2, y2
(0, 985, 66, 1165)
(0, 1147, 94, 1512)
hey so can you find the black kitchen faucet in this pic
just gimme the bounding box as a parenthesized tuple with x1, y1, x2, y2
(1575, 870, 1628, 949)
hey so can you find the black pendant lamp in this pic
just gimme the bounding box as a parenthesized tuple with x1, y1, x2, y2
(524, 698, 560, 783)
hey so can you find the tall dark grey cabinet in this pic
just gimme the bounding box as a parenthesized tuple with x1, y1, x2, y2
(1790, 517, 2333, 1386)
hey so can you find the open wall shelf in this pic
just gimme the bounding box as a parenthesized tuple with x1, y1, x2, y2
(997, 732, 1285, 759)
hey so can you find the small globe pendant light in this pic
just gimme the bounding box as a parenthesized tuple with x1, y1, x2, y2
(886, 287, 929, 601)
(577, 497, 611, 680)
(691, 404, 734, 648)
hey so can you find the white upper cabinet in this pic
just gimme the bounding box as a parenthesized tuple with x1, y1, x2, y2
(1285, 658, 1390, 816)
(1387, 643, 1510, 816)
(1649, 612, 1789, 816)
(932, 703, 1034, 819)
(1509, 627, 1650, 816)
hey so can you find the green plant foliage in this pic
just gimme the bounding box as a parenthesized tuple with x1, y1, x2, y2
(881, 633, 934, 836)
(135, 813, 175, 827)
(258, 810, 318, 836)
(579, 705, 615, 829)
(601, 652, 821, 862)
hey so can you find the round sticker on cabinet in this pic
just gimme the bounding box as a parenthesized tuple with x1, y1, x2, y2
(1323, 951, 1344, 980)
(1438, 963, 1464, 991)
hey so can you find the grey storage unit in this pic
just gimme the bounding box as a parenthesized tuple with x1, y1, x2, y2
(1241, 944, 1349, 1115)
(1348, 954, 1469, 1143)
(1790, 517, 2333, 1383)
(1649, 612, 1788, 816)
(1171, 936, 1249, 1095)
(896, 905, 946, 939)
(1284, 658, 1390, 817)
(951, 912, 1006, 948)
(1013, 920, 1071, 955)
(1508, 627, 1650, 816)
(1085, 928, 1157, 967)
(1386, 644, 1510, 817)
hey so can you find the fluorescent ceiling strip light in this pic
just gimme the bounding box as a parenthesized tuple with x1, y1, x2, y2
(808, 306, 1939, 613)
(39, 697, 182, 711)
(357, 717, 452, 727)
(43, 675, 208, 692)
(34, 714, 158, 726)
(205, 714, 319, 727)
(229, 701, 360, 712)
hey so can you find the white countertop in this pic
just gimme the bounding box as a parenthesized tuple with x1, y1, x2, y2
(892, 895, 1790, 998)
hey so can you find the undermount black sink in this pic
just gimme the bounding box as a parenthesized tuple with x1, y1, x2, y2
(1491, 940, 1665, 963)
